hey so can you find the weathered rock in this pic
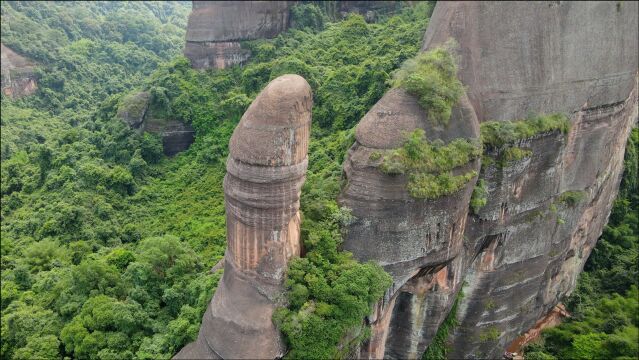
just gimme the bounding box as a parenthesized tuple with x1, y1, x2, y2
(339, 86, 480, 359)
(422, 1, 638, 122)
(116, 92, 195, 156)
(340, 88, 480, 287)
(1, 43, 37, 99)
(174, 74, 312, 359)
(117, 92, 150, 129)
(343, 1, 638, 359)
(184, 1, 292, 69)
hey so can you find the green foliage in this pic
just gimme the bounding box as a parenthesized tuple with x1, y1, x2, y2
(378, 129, 481, 199)
(1, 3, 432, 359)
(480, 114, 571, 148)
(408, 171, 478, 199)
(470, 179, 488, 214)
(478, 326, 501, 342)
(500, 147, 532, 163)
(275, 130, 393, 359)
(524, 128, 638, 360)
(391, 41, 464, 125)
(525, 351, 557, 360)
(290, 3, 326, 32)
(422, 288, 463, 359)
(558, 191, 586, 207)
(1, 302, 61, 359)
(479, 113, 569, 169)
(1, 0, 189, 113)
(12, 334, 60, 360)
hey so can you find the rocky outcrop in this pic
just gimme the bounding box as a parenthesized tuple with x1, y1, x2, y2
(341, 1, 638, 359)
(182, 1, 411, 69)
(184, 1, 292, 69)
(116, 92, 195, 156)
(506, 303, 570, 355)
(174, 74, 312, 359)
(1, 43, 37, 99)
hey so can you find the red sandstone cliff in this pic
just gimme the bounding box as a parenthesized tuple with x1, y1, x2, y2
(174, 74, 312, 359)
(342, 2, 638, 358)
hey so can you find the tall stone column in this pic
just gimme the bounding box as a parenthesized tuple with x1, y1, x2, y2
(174, 74, 312, 359)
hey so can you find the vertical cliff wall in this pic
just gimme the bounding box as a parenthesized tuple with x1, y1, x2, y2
(341, 1, 638, 359)
(174, 74, 312, 359)
(184, 1, 292, 69)
(1, 43, 37, 99)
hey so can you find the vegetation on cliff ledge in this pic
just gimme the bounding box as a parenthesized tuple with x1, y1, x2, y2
(391, 42, 464, 125)
(470, 179, 488, 214)
(422, 288, 464, 359)
(479, 113, 570, 168)
(377, 129, 481, 199)
(480, 113, 571, 148)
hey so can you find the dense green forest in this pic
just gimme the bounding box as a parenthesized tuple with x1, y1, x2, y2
(1, 1, 637, 360)
(1, 2, 431, 358)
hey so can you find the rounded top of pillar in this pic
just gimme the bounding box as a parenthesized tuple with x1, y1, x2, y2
(229, 74, 312, 166)
(355, 88, 479, 149)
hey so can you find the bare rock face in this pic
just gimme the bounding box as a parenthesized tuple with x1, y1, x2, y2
(342, 1, 638, 359)
(184, 1, 292, 69)
(174, 74, 312, 359)
(1, 43, 37, 99)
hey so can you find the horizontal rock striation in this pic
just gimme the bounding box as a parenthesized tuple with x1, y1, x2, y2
(174, 74, 312, 359)
(1, 43, 37, 99)
(339, 86, 481, 359)
(184, 1, 291, 69)
(342, 1, 638, 359)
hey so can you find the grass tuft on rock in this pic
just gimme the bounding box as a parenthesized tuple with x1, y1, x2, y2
(391, 42, 464, 126)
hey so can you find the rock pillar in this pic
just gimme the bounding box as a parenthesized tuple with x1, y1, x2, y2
(174, 74, 312, 359)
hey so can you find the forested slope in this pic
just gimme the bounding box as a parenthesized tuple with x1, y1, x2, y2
(1, 2, 636, 360)
(1, 2, 431, 358)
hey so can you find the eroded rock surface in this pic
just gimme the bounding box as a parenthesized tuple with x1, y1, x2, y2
(342, 1, 638, 359)
(174, 74, 312, 359)
(1, 43, 37, 99)
(184, 1, 292, 69)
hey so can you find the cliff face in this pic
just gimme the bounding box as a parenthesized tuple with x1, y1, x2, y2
(341, 1, 638, 359)
(182, 1, 407, 69)
(184, 1, 292, 69)
(1, 43, 37, 99)
(174, 74, 312, 359)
